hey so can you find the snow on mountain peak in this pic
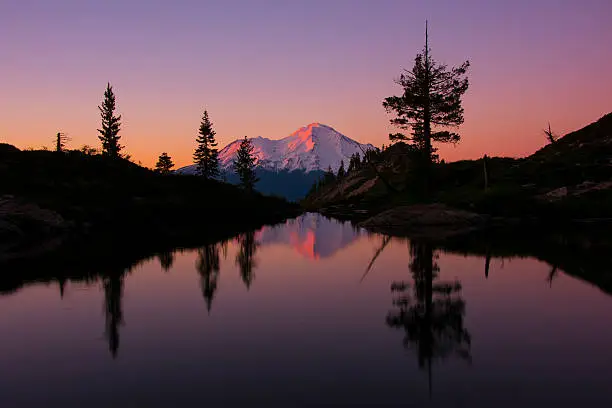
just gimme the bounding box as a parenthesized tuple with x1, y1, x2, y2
(176, 124, 376, 175)
(216, 123, 375, 173)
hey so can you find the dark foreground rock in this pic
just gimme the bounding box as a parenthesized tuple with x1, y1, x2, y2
(359, 203, 489, 238)
(0, 196, 69, 262)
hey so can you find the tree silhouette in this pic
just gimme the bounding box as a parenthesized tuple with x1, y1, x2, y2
(337, 160, 346, 179)
(155, 152, 175, 174)
(193, 110, 219, 179)
(196, 244, 221, 313)
(97, 83, 123, 158)
(157, 251, 175, 272)
(54, 132, 70, 152)
(236, 231, 258, 289)
(102, 271, 125, 358)
(543, 122, 558, 144)
(383, 21, 469, 186)
(386, 240, 471, 395)
(233, 137, 259, 191)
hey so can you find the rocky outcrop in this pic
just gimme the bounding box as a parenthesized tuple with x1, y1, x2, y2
(0, 196, 68, 262)
(359, 204, 488, 238)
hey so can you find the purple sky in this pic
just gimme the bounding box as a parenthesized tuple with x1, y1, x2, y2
(1, 0, 611, 166)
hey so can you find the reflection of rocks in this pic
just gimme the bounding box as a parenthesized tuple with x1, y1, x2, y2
(360, 204, 487, 238)
(0, 196, 68, 261)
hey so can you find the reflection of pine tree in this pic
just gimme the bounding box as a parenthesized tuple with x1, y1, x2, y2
(386, 240, 471, 393)
(236, 231, 258, 289)
(196, 244, 220, 313)
(103, 272, 125, 358)
(57, 277, 66, 299)
(157, 251, 175, 272)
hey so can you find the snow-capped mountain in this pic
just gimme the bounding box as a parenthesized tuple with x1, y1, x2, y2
(179, 123, 375, 174)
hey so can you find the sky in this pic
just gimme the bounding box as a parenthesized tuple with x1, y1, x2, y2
(1, 0, 611, 167)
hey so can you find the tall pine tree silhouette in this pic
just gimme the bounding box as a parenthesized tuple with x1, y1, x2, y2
(97, 83, 123, 158)
(383, 21, 469, 187)
(193, 110, 219, 179)
(233, 137, 259, 191)
(55, 132, 69, 152)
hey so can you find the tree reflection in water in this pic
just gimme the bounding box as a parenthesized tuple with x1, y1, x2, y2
(372, 238, 471, 395)
(236, 231, 258, 290)
(102, 271, 124, 358)
(156, 251, 175, 272)
(196, 243, 221, 313)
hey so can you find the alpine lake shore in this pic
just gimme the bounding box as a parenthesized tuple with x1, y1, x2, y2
(2, 113, 612, 280)
(0, 143, 300, 269)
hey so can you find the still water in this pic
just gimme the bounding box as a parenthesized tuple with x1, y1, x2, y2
(1, 213, 611, 407)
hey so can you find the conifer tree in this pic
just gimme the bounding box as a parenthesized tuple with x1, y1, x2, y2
(337, 160, 346, 178)
(324, 165, 335, 184)
(155, 152, 175, 174)
(55, 132, 69, 152)
(193, 110, 219, 179)
(233, 137, 259, 191)
(383, 21, 470, 166)
(97, 83, 123, 158)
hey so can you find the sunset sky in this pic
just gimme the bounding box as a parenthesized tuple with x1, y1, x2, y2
(1, 0, 610, 167)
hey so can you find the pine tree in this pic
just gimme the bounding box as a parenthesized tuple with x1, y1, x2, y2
(97, 83, 123, 158)
(383, 21, 469, 166)
(155, 152, 175, 174)
(233, 137, 259, 191)
(337, 160, 346, 178)
(55, 132, 70, 152)
(324, 165, 335, 184)
(193, 110, 219, 179)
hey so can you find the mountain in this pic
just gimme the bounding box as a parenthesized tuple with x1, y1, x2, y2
(178, 123, 376, 200)
(217, 123, 375, 172)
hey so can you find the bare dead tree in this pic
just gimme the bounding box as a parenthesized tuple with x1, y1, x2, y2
(543, 122, 558, 144)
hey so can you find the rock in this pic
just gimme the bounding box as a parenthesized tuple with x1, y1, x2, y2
(542, 186, 568, 201)
(0, 196, 68, 262)
(359, 204, 488, 238)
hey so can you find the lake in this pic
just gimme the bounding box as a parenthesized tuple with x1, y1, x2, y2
(1, 213, 611, 407)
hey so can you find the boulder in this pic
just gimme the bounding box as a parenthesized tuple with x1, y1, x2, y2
(359, 204, 488, 238)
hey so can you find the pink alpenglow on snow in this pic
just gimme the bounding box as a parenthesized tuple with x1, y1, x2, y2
(178, 123, 375, 174)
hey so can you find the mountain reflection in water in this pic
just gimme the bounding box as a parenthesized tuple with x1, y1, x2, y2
(1, 213, 611, 407)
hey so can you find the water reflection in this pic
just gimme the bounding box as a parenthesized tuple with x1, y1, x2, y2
(102, 272, 124, 358)
(196, 243, 221, 313)
(1, 213, 612, 406)
(236, 231, 258, 289)
(385, 240, 471, 394)
(156, 251, 175, 272)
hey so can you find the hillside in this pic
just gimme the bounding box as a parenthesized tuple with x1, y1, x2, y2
(304, 112, 612, 221)
(0, 145, 297, 262)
